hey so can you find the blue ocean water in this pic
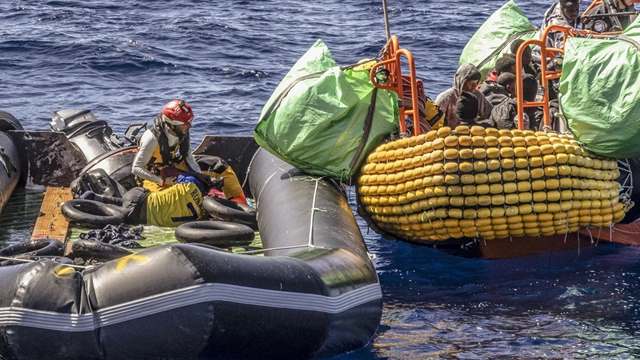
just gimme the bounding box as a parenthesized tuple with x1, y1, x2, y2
(1, 0, 640, 358)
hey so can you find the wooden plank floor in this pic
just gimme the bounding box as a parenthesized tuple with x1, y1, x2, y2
(31, 187, 72, 246)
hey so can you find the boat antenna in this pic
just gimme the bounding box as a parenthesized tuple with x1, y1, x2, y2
(382, 0, 391, 40)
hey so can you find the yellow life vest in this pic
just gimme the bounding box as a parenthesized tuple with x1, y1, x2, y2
(204, 166, 244, 199)
(144, 182, 205, 227)
(149, 145, 190, 173)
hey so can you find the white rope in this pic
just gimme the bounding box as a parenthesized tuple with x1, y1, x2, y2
(239, 244, 317, 255)
(240, 148, 261, 190)
(307, 178, 321, 247)
(255, 170, 279, 207)
(0, 256, 90, 270)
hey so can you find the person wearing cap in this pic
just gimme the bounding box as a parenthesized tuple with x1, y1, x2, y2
(132, 99, 201, 192)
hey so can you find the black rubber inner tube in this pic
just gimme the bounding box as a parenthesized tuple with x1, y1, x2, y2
(62, 199, 127, 227)
(203, 196, 257, 230)
(70, 238, 132, 262)
(0, 239, 63, 262)
(0, 110, 23, 131)
(175, 220, 255, 248)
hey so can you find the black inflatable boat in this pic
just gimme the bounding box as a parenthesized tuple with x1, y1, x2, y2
(0, 112, 382, 359)
(0, 111, 23, 213)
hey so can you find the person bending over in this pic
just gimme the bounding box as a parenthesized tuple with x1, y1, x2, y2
(132, 99, 201, 192)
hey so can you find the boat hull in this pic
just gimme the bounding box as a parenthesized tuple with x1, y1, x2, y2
(0, 141, 382, 359)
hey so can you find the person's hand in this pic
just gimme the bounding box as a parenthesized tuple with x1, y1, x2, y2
(162, 176, 176, 187)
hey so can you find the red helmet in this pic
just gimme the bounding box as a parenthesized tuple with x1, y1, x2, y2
(161, 99, 194, 126)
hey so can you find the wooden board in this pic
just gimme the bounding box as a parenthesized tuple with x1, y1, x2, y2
(31, 187, 72, 246)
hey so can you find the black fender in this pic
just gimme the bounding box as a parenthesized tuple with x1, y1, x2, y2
(175, 220, 255, 248)
(203, 196, 257, 230)
(61, 199, 127, 227)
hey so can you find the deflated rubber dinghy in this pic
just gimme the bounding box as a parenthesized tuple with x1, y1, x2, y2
(0, 111, 22, 213)
(0, 146, 382, 359)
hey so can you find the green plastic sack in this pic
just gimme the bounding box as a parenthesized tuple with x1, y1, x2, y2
(459, 0, 536, 79)
(254, 40, 399, 181)
(559, 18, 640, 159)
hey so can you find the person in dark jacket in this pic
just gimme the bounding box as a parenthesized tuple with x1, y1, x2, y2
(479, 54, 517, 97)
(455, 91, 495, 128)
(510, 39, 538, 78)
(489, 73, 539, 130)
(539, 0, 580, 49)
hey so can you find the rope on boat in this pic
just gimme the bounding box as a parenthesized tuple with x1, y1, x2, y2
(239, 177, 326, 255)
(240, 148, 261, 191)
(0, 255, 91, 270)
(307, 178, 320, 247)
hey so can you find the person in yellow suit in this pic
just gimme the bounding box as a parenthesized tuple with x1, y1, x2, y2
(143, 175, 206, 227)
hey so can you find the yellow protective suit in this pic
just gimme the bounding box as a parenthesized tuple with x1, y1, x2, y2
(144, 182, 205, 227)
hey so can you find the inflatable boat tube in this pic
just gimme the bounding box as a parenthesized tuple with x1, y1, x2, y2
(175, 220, 255, 247)
(0, 146, 382, 360)
(202, 196, 258, 229)
(61, 199, 127, 227)
(0, 111, 22, 213)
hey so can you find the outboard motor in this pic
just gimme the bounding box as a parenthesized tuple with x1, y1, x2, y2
(52, 109, 138, 194)
(50, 109, 124, 163)
(0, 111, 22, 214)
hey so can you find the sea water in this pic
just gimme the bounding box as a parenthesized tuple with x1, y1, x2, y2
(1, 1, 639, 358)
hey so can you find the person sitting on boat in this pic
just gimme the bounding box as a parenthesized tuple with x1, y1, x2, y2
(488, 73, 539, 130)
(132, 99, 201, 192)
(455, 91, 495, 128)
(509, 39, 539, 78)
(435, 63, 492, 128)
(479, 54, 516, 97)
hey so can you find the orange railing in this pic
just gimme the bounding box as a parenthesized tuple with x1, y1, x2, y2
(369, 36, 423, 136)
(515, 25, 623, 130)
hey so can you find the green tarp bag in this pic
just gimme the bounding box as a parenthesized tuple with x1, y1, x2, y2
(559, 18, 640, 159)
(459, 0, 536, 79)
(254, 40, 399, 181)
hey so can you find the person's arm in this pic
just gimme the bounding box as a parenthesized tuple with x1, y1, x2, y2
(132, 130, 163, 185)
(474, 90, 493, 120)
(184, 146, 201, 174)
